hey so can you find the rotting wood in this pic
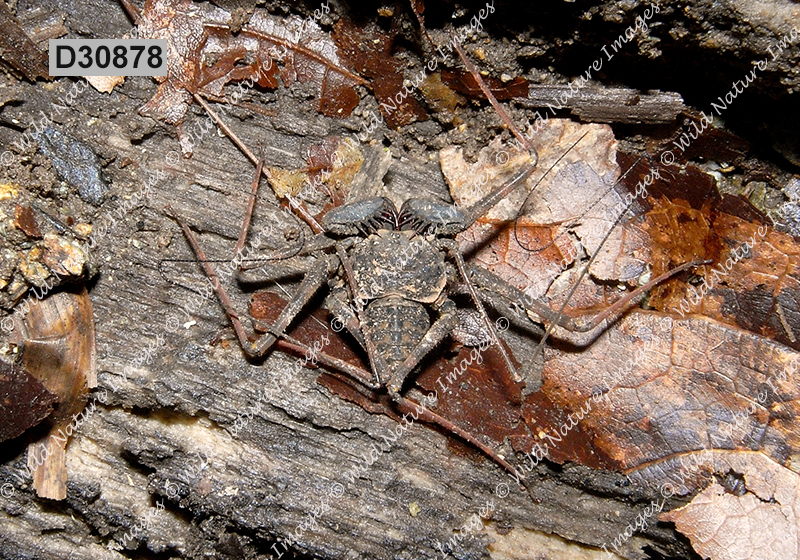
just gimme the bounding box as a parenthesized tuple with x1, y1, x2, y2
(0, 84, 696, 559)
(1, 0, 798, 558)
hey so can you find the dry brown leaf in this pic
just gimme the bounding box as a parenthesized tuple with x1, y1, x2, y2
(84, 75, 125, 93)
(10, 287, 97, 500)
(137, 0, 221, 125)
(444, 119, 800, 341)
(444, 120, 644, 316)
(538, 311, 800, 474)
(660, 452, 800, 560)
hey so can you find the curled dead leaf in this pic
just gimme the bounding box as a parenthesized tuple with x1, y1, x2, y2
(660, 452, 800, 560)
(10, 287, 97, 500)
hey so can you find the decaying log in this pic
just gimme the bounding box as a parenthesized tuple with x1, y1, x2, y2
(0, 70, 692, 560)
(2, 1, 799, 559)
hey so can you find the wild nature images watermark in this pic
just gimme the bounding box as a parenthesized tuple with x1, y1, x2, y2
(4, 3, 788, 556)
(660, 24, 799, 169)
(602, 350, 799, 558)
(505, 2, 659, 156)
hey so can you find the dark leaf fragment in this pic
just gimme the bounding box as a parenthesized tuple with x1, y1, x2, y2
(0, 360, 56, 442)
(333, 18, 427, 128)
(441, 69, 528, 101)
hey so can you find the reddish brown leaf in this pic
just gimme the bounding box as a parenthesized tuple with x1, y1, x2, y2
(617, 151, 721, 212)
(250, 291, 365, 370)
(242, 12, 363, 117)
(626, 198, 800, 352)
(137, 0, 212, 125)
(333, 18, 428, 128)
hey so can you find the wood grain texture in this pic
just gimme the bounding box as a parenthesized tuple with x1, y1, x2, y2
(1, 0, 798, 558)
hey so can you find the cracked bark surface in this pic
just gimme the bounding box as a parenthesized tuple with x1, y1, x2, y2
(1, 1, 799, 559)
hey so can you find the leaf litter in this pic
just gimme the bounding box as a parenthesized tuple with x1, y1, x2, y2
(135, 0, 365, 153)
(440, 118, 800, 559)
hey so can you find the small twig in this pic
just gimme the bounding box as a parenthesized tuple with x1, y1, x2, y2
(452, 38, 529, 150)
(407, 0, 435, 52)
(118, 0, 141, 25)
(235, 158, 263, 255)
(192, 93, 263, 170)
